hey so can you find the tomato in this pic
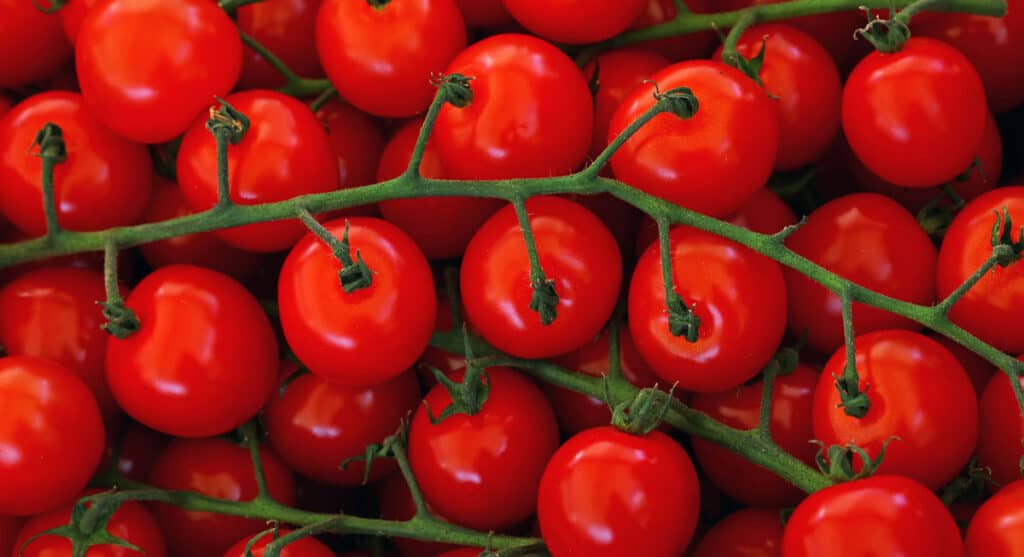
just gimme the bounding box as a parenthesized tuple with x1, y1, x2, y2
(316, 0, 466, 118)
(454, 0, 511, 26)
(279, 217, 435, 386)
(434, 34, 593, 180)
(102, 423, 169, 483)
(503, 0, 646, 44)
(0, 92, 153, 236)
(691, 364, 818, 507)
(264, 369, 421, 486)
(315, 99, 385, 191)
(0, 356, 104, 516)
(148, 438, 297, 557)
(629, 226, 787, 392)
(563, 193, 641, 261)
(965, 480, 1024, 557)
(629, 0, 716, 61)
(537, 426, 699, 557)
(0, 516, 23, 557)
(0, 95, 10, 119)
(177, 90, 339, 253)
(609, 60, 779, 218)
(783, 193, 937, 354)
(0, 0, 71, 87)
(237, 0, 324, 89)
(813, 330, 978, 490)
(460, 196, 621, 359)
(408, 367, 560, 531)
(377, 474, 459, 557)
(376, 118, 503, 259)
(842, 38, 986, 187)
(938, 187, 1024, 353)
(691, 508, 782, 557)
(223, 529, 335, 557)
(417, 295, 469, 387)
(58, 0, 99, 44)
(583, 49, 670, 158)
(977, 364, 1024, 486)
(933, 334, 995, 399)
(106, 265, 279, 438)
(16, 493, 166, 557)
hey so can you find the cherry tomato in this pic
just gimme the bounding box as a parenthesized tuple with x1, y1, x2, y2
(0, 356, 104, 516)
(629, 0, 716, 61)
(563, 193, 641, 261)
(933, 334, 995, 399)
(454, 0, 511, 26)
(408, 367, 560, 531)
(460, 196, 621, 359)
(0, 0, 72, 87)
(76, 0, 242, 144)
(16, 493, 166, 557)
(842, 37, 987, 187)
(0, 516, 24, 557)
(237, 0, 324, 89)
(537, 426, 699, 557)
(609, 60, 779, 217)
(58, 0, 99, 44)
(102, 423, 169, 483)
(315, 99, 385, 190)
(781, 475, 963, 557)
(813, 330, 978, 490)
(177, 90, 339, 252)
(0, 92, 153, 236)
(223, 529, 336, 557)
(629, 226, 787, 392)
(0, 95, 10, 119)
(434, 34, 594, 180)
(583, 48, 670, 158)
(965, 479, 1024, 556)
(316, 0, 466, 117)
(691, 508, 783, 557)
(503, 0, 646, 44)
(417, 294, 469, 387)
(977, 364, 1024, 486)
(106, 265, 279, 438)
(377, 474, 459, 557)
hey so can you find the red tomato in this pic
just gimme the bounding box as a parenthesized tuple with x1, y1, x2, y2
(783, 193, 937, 354)
(691, 364, 818, 507)
(315, 99, 385, 190)
(102, 423, 169, 483)
(503, 0, 646, 44)
(377, 474, 459, 557)
(628, 226, 787, 392)
(417, 294, 468, 387)
(0, 516, 24, 557)
(563, 193, 641, 262)
(692, 508, 782, 557)
(0, 95, 10, 119)
(842, 38, 986, 187)
(434, 34, 593, 180)
(629, 0, 716, 61)
(223, 529, 336, 557)
(177, 90, 339, 252)
(376, 118, 502, 259)
(0, 92, 153, 236)
(933, 334, 995, 399)
(583, 48, 670, 157)
(460, 196, 621, 359)
(237, 0, 324, 89)
(408, 367, 560, 531)
(537, 426, 699, 557)
(316, 0, 466, 117)
(977, 364, 1024, 486)
(965, 480, 1024, 556)
(454, 0, 511, 26)
(106, 265, 279, 438)
(16, 493, 166, 557)
(58, 0, 99, 44)
(0, 356, 104, 516)
(0, 0, 71, 87)
(813, 330, 978, 490)
(938, 187, 1024, 353)
(609, 60, 779, 217)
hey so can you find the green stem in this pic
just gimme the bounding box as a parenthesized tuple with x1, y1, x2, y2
(720, 8, 758, 64)
(935, 254, 999, 315)
(757, 360, 780, 440)
(239, 30, 299, 84)
(607, 319, 623, 382)
(213, 128, 233, 209)
(835, 284, 869, 418)
(308, 86, 337, 113)
(656, 216, 700, 341)
(239, 421, 272, 501)
(584, 99, 668, 179)
(512, 195, 558, 326)
(218, 0, 267, 12)
(405, 85, 447, 180)
(31, 122, 66, 243)
(296, 208, 373, 292)
(391, 438, 430, 517)
(98, 237, 139, 339)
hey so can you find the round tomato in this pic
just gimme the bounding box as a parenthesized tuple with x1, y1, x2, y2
(102, 423, 169, 484)
(503, 0, 646, 44)
(454, 0, 510, 26)
(58, 0, 99, 44)
(377, 474, 458, 557)
(965, 480, 1024, 557)
(629, 0, 716, 60)
(0, 516, 23, 557)
(16, 493, 166, 557)
(537, 426, 699, 557)
(0, 0, 71, 87)
(691, 508, 783, 557)
(237, 0, 324, 89)
(224, 529, 336, 557)
(417, 294, 468, 387)
(460, 196, 621, 359)
(0, 356, 104, 516)
(976, 364, 1024, 486)
(315, 99, 385, 190)
(933, 334, 995, 399)
(583, 48, 670, 158)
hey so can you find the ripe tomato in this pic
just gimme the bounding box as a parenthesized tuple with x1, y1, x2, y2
(76, 0, 242, 144)
(408, 367, 560, 531)
(148, 438, 297, 557)
(16, 493, 166, 557)
(691, 364, 818, 507)
(691, 508, 782, 557)
(629, 0, 716, 61)
(315, 99, 385, 190)
(933, 334, 995, 399)
(965, 480, 1024, 556)
(454, 0, 510, 26)
(102, 423, 169, 483)
(629, 226, 787, 392)
(223, 529, 336, 557)
(460, 196, 621, 359)
(583, 49, 670, 157)
(58, 0, 99, 44)
(377, 474, 459, 557)
(106, 265, 279, 438)
(0, 516, 23, 557)
(0, 92, 153, 236)
(316, 0, 466, 117)
(434, 34, 593, 180)
(813, 330, 978, 490)
(177, 90, 339, 252)
(417, 294, 469, 387)
(783, 193, 937, 354)
(0, 0, 71, 87)
(976, 364, 1024, 486)
(237, 0, 324, 89)
(0, 95, 10, 119)
(609, 60, 779, 217)
(0, 356, 104, 516)
(537, 426, 699, 557)
(503, 0, 646, 44)
(842, 38, 986, 187)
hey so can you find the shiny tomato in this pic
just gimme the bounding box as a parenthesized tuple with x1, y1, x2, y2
(503, 0, 646, 44)
(460, 196, 621, 359)
(933, 334, 995, 399)
(0, 356, 104, 516)
(223, 529, 336, 557)
(237, 0, 324, 89)
(377, 474, 459, 557)
(965, 480, 1024, 556)
(416, 294, 469, 387)
(0, 0, 71, 87)
(0, 516, 24, 557)
(76, 0, 242, 144)
(0, 92, 152, 236)
(315, 99, 385, 190)
(408, 367, 560, 531)
(16, 493, 166, 557)
(609, 60, 779, 217)
(106, 265, 279, 438)
(58, 0, 99, 44)
(977, 364, 1024, 486)
(454, 0, 511, 26)
(434, 34, 593, 180)
(583, 48, 670, 157)
(691, 508, 783, 557)
(537, 426, 699, 557)
(628, 226, 787, 392)
(102, 423, 169, 483)
(629, 0, 716, 60)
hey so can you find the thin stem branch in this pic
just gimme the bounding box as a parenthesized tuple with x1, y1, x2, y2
(239, 421, 272, 501)
(405, 84, 447, 179)
(834, 284, 869, 418)
(512, 195, 558, 325)
(757, 360, 780, 440)
(935, 254, 999, 315)
(308, 86, 337, 114)
(720, 8, 758, 63)
(239, 30, 299, 83)
(607, 319, 623, 382)
(391, 439, 430, 518)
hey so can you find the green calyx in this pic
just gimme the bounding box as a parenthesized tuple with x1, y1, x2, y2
(652, 85, 699, 120)
(528, 275, 559, 326)
(335, 221, 374, 293)
(723, 36, 771, 90)
(206, 97, 251, 145)
(834, 368, 870, 418)
(31, 122, 67, 164)
(666, 293, 700, 342)
(991, 207, 1024, 267)
(432, 73, 474, 109)
(425, 328, 491, 423)
(98, 301, 140, 339)
(813, 437, 900, 482)
(607, 380, 677, 436)
(19, 493, 140, 557)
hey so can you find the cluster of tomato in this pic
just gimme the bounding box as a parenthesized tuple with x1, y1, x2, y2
(2, 0, 1024, 556)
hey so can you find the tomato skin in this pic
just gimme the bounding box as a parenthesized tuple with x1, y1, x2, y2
(454, 0, 510, 26)
(813, 330, 978, 490)
(16, 494, 166, 557)
(102, 423, 169, 484)
(0, 516, 24, 557)
(609, 60, 779, 218)
(76, 0, 242, 144)
(0, 356, 105, 516)
(691, 508, 782, 557)
(628, 226, 787, 392)
(933, 334, 995, 399)
(237, 0, 324, 89)
(377, 474, 459, 557)
(59, 0, 99, 44)
(537, 426, 699, 557)
(0, 0, 72, 87)
(223, 529, 336, 557)
(976, 365, 1024, 486)
(503, 0, 647, 44)
(782, 475, 963, 557)
(408, 367, 560, 531)
(629, 0, 716, 60)
(965, 480, 1024, 557)
(106, 265, 279, 438)
(434, 34, 594, 180)
(460, 196, 621, 359)
(583, 49, 670, 158)
(842, 38, 986, 187)
(691, 364, 818, 507)
(315, 100, 385, 190)
(0, 92, 153, 236)
(316, 0, 466, 118)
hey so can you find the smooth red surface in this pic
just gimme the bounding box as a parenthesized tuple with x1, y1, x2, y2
(59, 0, 100, 43)
(102, 423, 169, 483)
(315, 100, 385, 190)
(977, 364, 1024, 486)
(223, 529, 336, 557)
(934, 334, 995, 398)
(965, 480, 1024, 557)
(0, 516, 23, 557)
(454, 0, 510, 26)
(629, 0, 716, 60)
(583, 48, 670, 157)
(377, 474, 459, 557)
(237, 0, 324, 89)
(0, 0, 71, 87)
(692, 508, 783, 557)
(16, 495, 166, 557)
(503, 0, 646, 43)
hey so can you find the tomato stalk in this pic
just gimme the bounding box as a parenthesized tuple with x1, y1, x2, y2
(205, 98, 250, 209)
(238, 421, 274, 503)
(718, 9, 769, 87)
(835, 285, 870, 418)
(656, 217, 700, 341)
(237, 31, 333, 98)
(512, 195, 560, 326)
(296, 210, 374, 292)
(29, 122, 66, 243)
(97, 237, 139, 339)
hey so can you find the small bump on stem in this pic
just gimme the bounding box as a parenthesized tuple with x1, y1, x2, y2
(834, 285, 870, 418)
(656, 217, 701, 342)
(296, 209, 374, 293)
(30, 122, 67, 242)
(719, 9, 769, 88)
(511, 196, 559, 326)
(98, 238, 139, 339)
(407, 74, 474, 179)
(206, 98, 250, 209)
